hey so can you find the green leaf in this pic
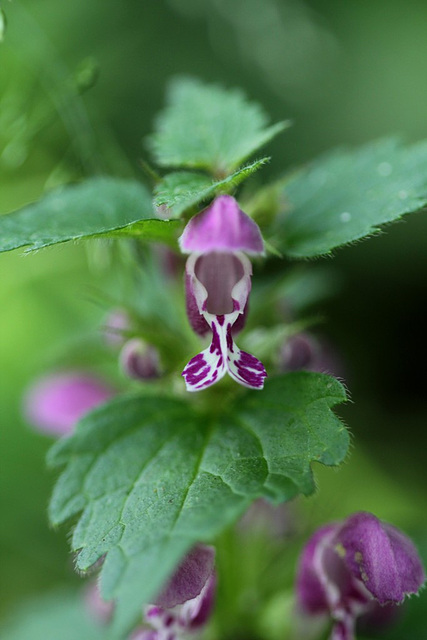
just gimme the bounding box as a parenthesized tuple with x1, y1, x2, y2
(154, 158, 269, 217)
(274, 138, 427, 258)
(0, 177, 178, 253)
(48, 373, 348, 636)
(0, 589, 106, 640)
(147, 77, 288, 175)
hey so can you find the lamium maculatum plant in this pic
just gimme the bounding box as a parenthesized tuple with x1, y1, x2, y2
(1, 77, 425, 640)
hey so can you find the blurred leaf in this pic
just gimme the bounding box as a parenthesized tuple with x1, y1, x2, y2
(0, 589, 105, 640)
(0, 7, 6, 43)
(147, 77, 288, 175)
(154, 158, 269, 217)
(48, 373, 348, 636)
(275, 138, 427, 258)
(0, 177, 178, 253)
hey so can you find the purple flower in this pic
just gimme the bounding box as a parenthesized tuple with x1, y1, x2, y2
(120, 338, 161, 381)
(24, 372, 115, 436)
(179, 195, 267, 392)
(279, 332, 343, 378)
(296, 512, 425, 640)
(143, 545, 216, 640)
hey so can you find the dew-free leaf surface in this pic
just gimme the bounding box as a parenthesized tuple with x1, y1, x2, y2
(276, 138, 427, 258)
(48, 372, 348, 637)
(0, 177, 179, 253)
(154, 158, 269, 217)
(147, 77, 288, 175)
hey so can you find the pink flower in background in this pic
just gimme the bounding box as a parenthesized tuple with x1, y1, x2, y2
(24, 372, 115, 436)
(179, 195, 267, 392)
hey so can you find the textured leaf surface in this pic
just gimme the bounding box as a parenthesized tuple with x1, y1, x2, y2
(147, 77, 287, 174)
(48, 373, 348, 636)
(154, 158, 269, 217)
(0, 177, 178, 253)
(276, 138, 427, 258)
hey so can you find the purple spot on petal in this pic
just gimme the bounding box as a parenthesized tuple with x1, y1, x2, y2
(185, 365, 210, 385)
(210, 324, 221, 355)
(239, 351, 267, 372)
(146, 606, 163, 619)
(217, 315, 225, 326)
(164, 615, 175, 627)
(191, 353, 206, 364)
(226, 325, 234, 352)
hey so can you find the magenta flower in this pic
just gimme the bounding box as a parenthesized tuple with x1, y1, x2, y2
(296, 512, 425, 640)
(179, 195, 267, 392)
(24, 372, 115, 436)
(141, 545, 216, 640)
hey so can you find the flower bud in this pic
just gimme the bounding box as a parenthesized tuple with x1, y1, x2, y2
(279, 332, 342, 377)
(120, 339, 161, 381)
(24, 372, 115, 437)
(337, 512, 425, 604)
(296, 512, 425, 640)
(144, 545, 216, 639)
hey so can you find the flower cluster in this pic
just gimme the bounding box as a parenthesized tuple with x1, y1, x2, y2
(296, 511, 426, 640)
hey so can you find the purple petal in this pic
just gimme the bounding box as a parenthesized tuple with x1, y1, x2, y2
(296, 524, 339, 615)
(297, 522, 370, 621)
(155, 545, 215, 609)
(184, 251, 251, 338)
(179, 195, 264, 256)
(185, 271, 210, 336)
(331, 616, 356, 640)
(182, 572, 217, 629)
(382, 522, 426, 597)
(182, 315, 266, 392)
(24, 372, 115, 436)
(337, 512, 426, 604)
(182, 341, 227, 392)
(195, 252, 245, 315)
(227, 346, 267, 390)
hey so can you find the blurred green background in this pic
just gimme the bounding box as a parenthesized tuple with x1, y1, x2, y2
(1, 0, 427, 637)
